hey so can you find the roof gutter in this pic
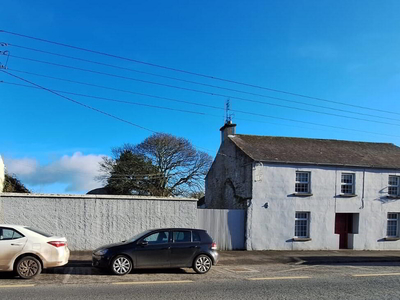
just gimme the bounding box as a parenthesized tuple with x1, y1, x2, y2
(251, 159, 400, 171)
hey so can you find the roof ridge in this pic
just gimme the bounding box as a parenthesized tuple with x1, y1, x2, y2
(227, 134, 400, 169)
(233, 134, 396, 146)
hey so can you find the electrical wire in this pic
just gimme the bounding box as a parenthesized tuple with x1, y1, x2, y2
(0, 72, 224, 156)
(3, 80, 400, 139)
(0, 80, 207, 115)
(6, 44, 399, 121)
(6, 69, 225, 112)
(2, 29, 399, 117)
(9, 68, 400, 125)
(6, 55, 400, 128)
(0, 70, 157, 133)
(0, 75, 355, 135)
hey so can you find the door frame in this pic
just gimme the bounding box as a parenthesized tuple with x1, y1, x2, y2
(335, 213, 354, 249)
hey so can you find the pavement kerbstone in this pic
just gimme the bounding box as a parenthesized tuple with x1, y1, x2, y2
(70, 250, 400, 266)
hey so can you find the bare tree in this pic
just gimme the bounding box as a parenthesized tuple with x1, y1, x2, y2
(99, 133, 212, 196)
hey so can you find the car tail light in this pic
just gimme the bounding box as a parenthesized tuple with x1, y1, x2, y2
(48, 241, 67, 248)
(211, 242, 217, 250)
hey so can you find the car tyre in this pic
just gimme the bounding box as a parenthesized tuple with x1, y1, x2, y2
(193, 254, 212, 274)
(16, 256, 42, 279)
(110, 255, 132, 276)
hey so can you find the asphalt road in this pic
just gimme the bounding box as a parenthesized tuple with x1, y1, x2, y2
(2, 262, 400, 299)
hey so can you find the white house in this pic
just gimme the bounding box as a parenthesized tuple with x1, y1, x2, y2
(0, 155, 4, 193)
(205, 122, 400, 250)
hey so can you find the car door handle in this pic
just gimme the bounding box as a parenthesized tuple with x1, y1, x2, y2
(11, 243, 23, 246)
(161, 246, 171, 250)
(190, 246, 200, 249)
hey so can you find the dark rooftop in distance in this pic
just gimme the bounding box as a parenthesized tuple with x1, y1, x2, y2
(229, 134, 400, 169)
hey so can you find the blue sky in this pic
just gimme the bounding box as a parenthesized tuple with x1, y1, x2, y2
(1, 1, 400, 194)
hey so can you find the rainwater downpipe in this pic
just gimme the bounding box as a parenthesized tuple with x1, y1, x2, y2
(334, 169, 337, 212)
(361, 169, 365, 209)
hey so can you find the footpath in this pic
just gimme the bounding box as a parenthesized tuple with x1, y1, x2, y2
(70, 250, 400, 266)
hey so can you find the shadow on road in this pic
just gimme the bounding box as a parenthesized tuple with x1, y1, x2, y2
(296, 256, 400, 266)
(0, 260, 194, 279)
(41, 260, 193, 276)
(0, 272, 17, 279)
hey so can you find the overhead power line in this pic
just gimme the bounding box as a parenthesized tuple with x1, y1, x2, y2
(6, 55, 400, 128)
(7, 69, 333, 136)
(3, 80, 400, 139)
(8, 68, 400, 124)
(7, 44, 399, 121)
(1, 29, 399, 117)
(6, 68, 395, 161)
(1, 80, 210, 116)
(0, 77, 351, 135)
(7, 69, 225, 112)
(0, 70, 224, 157)
(0, 70, 157, 133)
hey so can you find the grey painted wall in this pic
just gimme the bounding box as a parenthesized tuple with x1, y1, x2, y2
(205, 137, 253, 209)
(0, 193, 197, 250)
(197, 209, 245, 250)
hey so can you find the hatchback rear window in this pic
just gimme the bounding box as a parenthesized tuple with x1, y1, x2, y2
(192, 231, 201, 242)
(173, 231, 191, 243)
(25, 227, 52, 237)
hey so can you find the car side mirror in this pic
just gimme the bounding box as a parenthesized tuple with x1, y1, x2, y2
(140, 241, 148, 246)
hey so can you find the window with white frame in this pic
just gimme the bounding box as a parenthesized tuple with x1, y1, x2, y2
(388, 176, 400, 196)
(295, 172, 311, 193)
(341, 173, 355, 195)
(294, 212, 310, 238)
(387, 213, 399, 237)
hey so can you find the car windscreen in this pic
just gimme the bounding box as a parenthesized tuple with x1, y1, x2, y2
(24, 227, 53, 237)
(126, 230, 153, 243)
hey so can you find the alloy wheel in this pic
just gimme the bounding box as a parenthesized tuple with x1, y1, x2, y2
(17, 257, 41, 279)
(195, 255, 211, 274)
(112, 256, 131, 275)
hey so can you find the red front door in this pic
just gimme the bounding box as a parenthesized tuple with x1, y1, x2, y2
(335, 214, 353, 249)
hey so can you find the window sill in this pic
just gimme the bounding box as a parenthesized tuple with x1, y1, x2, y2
(293, 193, 313, 197)
(384, 237, 400, 241)
(293, 237, 312, 242)
(387, 195, 400, 199)
(338, 194, 357, 198)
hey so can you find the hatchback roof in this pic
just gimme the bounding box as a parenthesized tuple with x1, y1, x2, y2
(149, 228, 207, 232)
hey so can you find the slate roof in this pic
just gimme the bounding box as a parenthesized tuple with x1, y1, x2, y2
(229, 134, 400, 169)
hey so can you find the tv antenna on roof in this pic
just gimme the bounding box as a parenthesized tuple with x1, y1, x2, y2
(225, 99, 234, 123)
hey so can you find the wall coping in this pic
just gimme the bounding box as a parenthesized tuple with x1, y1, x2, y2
(0, 192, 198, 202)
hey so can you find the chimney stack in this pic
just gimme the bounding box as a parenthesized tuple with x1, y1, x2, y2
(220, 121, 236, 144)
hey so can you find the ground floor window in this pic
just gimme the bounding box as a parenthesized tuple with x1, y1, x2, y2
(295, 212, 310, 238)
(387, 213, 399, 237)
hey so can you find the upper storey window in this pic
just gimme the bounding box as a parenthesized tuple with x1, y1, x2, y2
(295, 172, 311, 194)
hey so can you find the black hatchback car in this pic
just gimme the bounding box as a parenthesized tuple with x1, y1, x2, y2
(92, 228, 219, 275)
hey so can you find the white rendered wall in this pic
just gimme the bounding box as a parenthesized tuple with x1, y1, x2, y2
(0, 193, 197, 250)
(0, 156, 4, 193)
(247, 164, 400, 250)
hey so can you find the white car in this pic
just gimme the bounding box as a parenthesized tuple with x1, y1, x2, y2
(0, 224, 70, 279)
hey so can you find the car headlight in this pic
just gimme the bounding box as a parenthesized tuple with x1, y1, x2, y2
(94, 249, 108, 256)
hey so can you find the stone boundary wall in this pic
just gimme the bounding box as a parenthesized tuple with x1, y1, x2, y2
(0, 193, 197, 250)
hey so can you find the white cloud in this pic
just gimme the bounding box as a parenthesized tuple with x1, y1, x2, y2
(4, 152, 107, 193)
(4, 157, 38, 175)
